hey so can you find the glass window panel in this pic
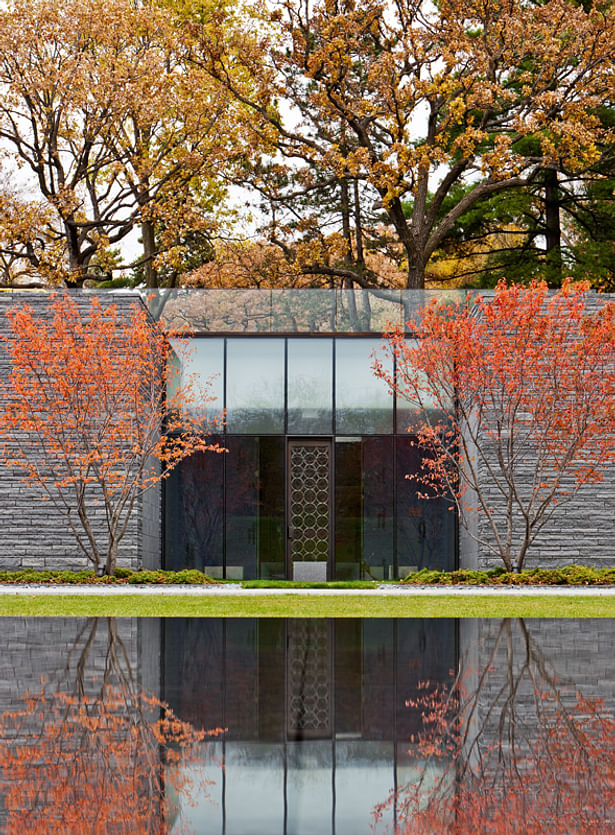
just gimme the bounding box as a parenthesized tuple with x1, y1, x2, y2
(168, 337, 224, 423)
(225, 437, 285, 580)
(165, 744, 224, 833)
(287, 338, 333, 434)
(226, 339, 284, 433)
(336, 339, 393, 434)
(362, 620, 396, 739)
(362, 437, 394, 580)
(336, 288, 403, 332)
(271, 289, 336, 332)
(334, 439, 362, 580)
(287, 742, 333, 833)
(164, 445, 224, 574)
(334, 620, 362, 737)
(396, 437, 456, 573)
(335, 741, 395, 835)
(225, 742, 286, 834)
(142, 287, 469, 332)
(396, 620, 457, 737)
(396, 338, 454, 433)
(163, 619, 225, 727)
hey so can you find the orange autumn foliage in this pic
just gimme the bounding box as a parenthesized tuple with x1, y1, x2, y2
(0, 294, 222, 575)
(378, 675, 615, 833)
(375, 281, 615, 571)
(0, 685, 221, 834)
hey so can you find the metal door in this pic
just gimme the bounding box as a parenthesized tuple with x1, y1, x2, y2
(287, 440, 333, 580)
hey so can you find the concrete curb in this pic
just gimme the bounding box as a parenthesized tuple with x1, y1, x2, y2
(2, 584, 615, 597)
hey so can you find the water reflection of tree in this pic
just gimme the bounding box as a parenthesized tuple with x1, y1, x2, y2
(375, 618, 615, 834)
(0, 618, 222, 834)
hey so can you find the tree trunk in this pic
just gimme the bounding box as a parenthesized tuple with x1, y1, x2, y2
(141, 219, 158, 288)
(64, 220, 85, 286)
(544, 169, 562, 287)
(406, 260, 426, 290)
(105, 538, 118, 577)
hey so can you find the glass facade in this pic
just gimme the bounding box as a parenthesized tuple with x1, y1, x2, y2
(226, 339, 285, 433)
(165, 330, 457, 579)
(335, 339, 393, 434)
(142, 287, 468, 333)
(287, 339, 333, 434)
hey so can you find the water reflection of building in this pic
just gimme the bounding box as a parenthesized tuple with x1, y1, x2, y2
(162, 618, 456, 834)
(0, 618, 162, 831)
(2, 618, 615, 832)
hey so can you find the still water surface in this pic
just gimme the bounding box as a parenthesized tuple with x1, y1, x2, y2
(0, 618, 613, 833)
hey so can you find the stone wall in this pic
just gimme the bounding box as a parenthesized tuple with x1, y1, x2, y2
(462, 291, 615, 570)
(0, 291, 161, 572)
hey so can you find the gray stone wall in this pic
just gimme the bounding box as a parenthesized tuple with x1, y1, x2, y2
(461, 291, 615, 570)
(0, 291, 161, 572)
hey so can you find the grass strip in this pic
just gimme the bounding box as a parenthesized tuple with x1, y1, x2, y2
(1, 594, 615, 618)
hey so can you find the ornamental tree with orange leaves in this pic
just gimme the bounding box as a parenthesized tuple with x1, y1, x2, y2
(0, 294, 221, 576)
(374, 281, 615, 572)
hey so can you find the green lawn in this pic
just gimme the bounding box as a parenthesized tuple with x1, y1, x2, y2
(1, 593, 614, 618)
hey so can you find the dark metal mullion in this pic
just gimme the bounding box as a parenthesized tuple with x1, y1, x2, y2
(453, 356, 461, 571)
(332, 338, 337, 435)
(393, 620, 398, 833)
(284, 338, 288, 436)
(393, 434, 398, 580)
(329, 437, 334, 581)
(223, 338, 227, 580)
(221, 619, 227, 835)
(393, 350, 397, 436)
(284, 339, 289, 580)
(283, 621, 289, 835)
(331, 339, 336, 580)
(286, 441, 292, 580)
(161, 475, 167, 570)
(360, 438, 365, 581)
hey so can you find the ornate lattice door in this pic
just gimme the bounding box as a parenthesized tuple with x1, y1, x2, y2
(287, 440, 332, 579)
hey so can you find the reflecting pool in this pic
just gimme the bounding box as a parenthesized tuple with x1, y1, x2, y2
(0, 618, 613, 833)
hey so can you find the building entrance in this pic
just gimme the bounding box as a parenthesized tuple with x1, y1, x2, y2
(287, 440, 333, 581)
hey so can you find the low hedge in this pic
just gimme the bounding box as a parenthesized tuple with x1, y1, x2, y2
(401, 565, 615, 586)
(0, 564, 615, 586)
(0, 568, 218, 585)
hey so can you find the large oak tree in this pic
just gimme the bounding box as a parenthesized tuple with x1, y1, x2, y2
(193, 0, 615, 288)
(0, 0, 246, 286)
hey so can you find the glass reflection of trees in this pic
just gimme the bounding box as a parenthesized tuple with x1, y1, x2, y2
(376, 618, 615, 834)
(0, 619, 221, 834)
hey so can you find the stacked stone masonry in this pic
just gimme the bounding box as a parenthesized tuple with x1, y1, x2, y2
(0, 292, 161, 572)
(470, 291, 615, 570)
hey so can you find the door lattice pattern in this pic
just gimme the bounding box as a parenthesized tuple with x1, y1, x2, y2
(287, 619, 331, 738)
(289, 443, 330, 562)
